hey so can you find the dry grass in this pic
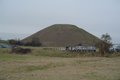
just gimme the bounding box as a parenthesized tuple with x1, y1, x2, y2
(0, 48, 120, 80)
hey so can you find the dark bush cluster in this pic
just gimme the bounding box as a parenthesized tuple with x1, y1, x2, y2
(11, 47, 31, 54)
(8, 39, 24, 46)
(8, 38, 42, 47)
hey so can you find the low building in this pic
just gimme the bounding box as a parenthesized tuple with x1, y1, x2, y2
(0, 43, 12, 48)
(66, 44, 96, 52)
(109, 44, 120, 52)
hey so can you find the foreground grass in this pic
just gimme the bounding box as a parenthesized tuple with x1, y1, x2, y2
(0, 48, 120, 80)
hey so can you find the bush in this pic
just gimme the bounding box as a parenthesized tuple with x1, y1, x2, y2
(11, 47, 31, 54)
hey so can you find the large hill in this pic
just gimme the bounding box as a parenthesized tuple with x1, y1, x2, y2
(23, 24, 100, 47)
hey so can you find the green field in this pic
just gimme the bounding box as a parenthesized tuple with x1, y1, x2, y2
(0, 48, 120, 80)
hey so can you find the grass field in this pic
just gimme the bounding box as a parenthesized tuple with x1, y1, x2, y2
(0, 48, 120, 80)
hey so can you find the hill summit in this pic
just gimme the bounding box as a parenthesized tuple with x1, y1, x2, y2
(23, 24, 99, 47)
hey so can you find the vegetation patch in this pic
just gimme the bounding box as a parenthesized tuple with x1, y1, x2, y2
(0, 51, 31, 61)
(13, 63, 65, 72)
(83, 72, 109, 80)
(0, 77, 6, 80)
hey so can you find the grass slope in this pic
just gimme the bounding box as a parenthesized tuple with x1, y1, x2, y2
(23, 24, 100, 47)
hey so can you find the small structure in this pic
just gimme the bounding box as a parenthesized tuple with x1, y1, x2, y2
(0, 43, 12, 48)
(66, 44, 96, 52)
(109, 44, 120, 52)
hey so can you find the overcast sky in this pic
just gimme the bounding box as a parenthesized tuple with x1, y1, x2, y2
(0, 0, 120, 43)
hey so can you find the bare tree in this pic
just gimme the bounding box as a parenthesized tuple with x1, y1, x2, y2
(97, 33, 112, 56)
(101, 33, 111, 43)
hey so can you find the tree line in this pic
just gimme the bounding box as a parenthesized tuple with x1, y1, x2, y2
(8, 37, 42, 47)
